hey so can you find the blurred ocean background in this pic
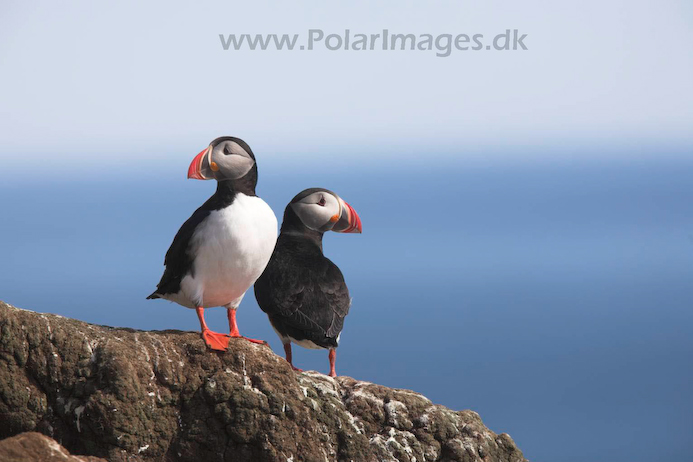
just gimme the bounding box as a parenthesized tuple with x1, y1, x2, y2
(1, 150, 691, 462)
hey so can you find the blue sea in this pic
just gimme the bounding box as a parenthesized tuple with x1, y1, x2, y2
(1, 154, 692, 462)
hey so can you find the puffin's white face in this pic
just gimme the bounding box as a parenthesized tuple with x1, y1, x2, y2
(188, 138, 255, 181)
(289, 189, 362, 234)
(291, 191, 342, 232)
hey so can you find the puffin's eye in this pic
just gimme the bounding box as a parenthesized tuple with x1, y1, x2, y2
(318, 196, 326, 206)
(223, 145, 231, 155)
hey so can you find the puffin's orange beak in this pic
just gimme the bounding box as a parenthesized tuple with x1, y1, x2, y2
(187, 147, 211, 180)
(333, 199, 362, 233)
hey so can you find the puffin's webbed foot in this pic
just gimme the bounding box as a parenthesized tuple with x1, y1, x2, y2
(230, 333, 268, 345)
(202, 329, 231, 351)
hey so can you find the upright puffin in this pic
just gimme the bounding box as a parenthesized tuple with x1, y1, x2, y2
(254, 188, 362, 377)
(148, 136, 277, 351)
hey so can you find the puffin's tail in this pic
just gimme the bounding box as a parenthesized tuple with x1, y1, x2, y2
(146, 292, 161, 300)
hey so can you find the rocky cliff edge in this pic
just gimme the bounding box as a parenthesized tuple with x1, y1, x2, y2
(0, 301, 526, 462)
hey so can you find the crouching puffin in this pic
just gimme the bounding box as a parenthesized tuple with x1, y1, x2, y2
(254, 188, 362, 377)
(148, 136, 277, 351)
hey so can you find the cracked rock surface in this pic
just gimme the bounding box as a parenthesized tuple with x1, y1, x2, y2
(0, 301, 527, 462)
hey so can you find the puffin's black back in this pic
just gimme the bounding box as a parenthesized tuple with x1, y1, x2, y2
(254, 208, 351, 348)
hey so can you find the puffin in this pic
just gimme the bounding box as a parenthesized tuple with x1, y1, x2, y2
(147, 136, 278, 351)
(254, 188, 362, 377)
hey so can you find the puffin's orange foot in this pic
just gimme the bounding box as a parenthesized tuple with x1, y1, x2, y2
(328, 371, 337, 378)
(230, 334, 268, 346)
(202, 330, 230, 351)
(285, 361, 303, 372)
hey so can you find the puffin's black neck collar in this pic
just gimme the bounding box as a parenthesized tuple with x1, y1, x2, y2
(201, 169, 257, 211)
(215, 163, 257, 196)
(279, 207, 324, 250)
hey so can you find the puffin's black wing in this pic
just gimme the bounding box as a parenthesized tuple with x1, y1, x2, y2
(255, 251, 350, 347)
(147, 207, 210, 298)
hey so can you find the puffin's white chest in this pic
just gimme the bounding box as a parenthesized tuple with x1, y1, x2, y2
(181, 194, 277, 308)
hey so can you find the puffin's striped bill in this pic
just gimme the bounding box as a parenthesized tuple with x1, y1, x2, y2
(187, 146, 212, 180)
(343, 201, 362, 233)
(335, 199, 362, 233)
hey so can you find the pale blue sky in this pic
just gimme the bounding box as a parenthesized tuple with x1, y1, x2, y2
(1, 0, 692, 173)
